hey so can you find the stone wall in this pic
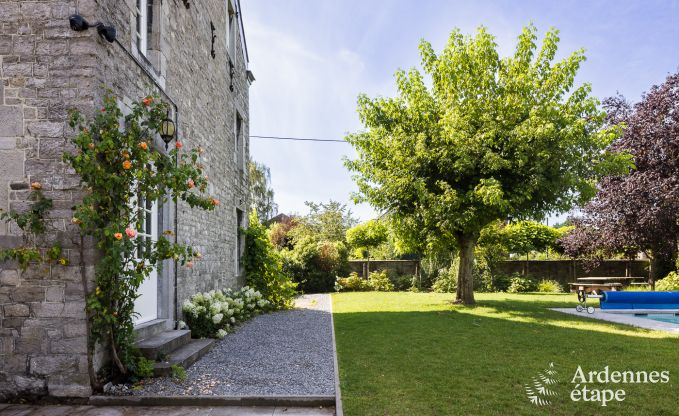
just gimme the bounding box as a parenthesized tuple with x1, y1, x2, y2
(92, 0, 250, 315)
(0, 0, 250, 400)
(0, 0, 98, 400)
(348, 260, 421, 279)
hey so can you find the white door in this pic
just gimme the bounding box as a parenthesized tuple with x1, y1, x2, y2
(133, 195, 159, 325)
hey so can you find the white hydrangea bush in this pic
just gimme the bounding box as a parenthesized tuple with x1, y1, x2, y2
(181, 286, 272, 338)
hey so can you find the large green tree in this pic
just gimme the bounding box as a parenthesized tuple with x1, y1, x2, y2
(345, 25, 630, 304)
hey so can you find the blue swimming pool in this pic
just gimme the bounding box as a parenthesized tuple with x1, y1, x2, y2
(631, 314, 679, 324)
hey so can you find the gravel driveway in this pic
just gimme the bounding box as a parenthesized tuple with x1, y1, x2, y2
(134, 294, 336, 396)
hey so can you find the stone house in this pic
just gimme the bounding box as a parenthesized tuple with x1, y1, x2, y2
(0, 0, 253, 400)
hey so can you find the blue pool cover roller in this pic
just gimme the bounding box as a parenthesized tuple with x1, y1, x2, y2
(600, 291, 679, 310)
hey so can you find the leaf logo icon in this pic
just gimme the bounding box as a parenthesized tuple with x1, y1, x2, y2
(525, 362, 559, 406)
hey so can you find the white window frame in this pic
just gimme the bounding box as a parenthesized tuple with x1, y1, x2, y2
(136, 0, 148, 56)
(226, 0, 236, 59)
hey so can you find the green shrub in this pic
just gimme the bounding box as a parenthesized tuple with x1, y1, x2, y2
(536, 279, 563, 293)
(432, 258, 459, 293)
(507, 275, 537, 293)
(182, 286, 272, 339)
(392, 274, 417, 291)
(170, 364, 187, 382)
(281, 236, 349, 293)
(335, 272, 370, 292)
(133, 356, 155, 379)
(243, 211, 297, 308)
(656, 272, 679, 291)
(368, 270, 394, 292)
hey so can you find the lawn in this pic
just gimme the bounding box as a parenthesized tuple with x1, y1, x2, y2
(332, 292, 679, 416)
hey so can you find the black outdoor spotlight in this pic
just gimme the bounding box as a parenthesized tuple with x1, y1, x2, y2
(69, 14, 117, 43)
(159, 112, 176, 150)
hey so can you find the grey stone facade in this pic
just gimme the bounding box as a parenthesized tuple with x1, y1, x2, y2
(0, 0, 251, 400)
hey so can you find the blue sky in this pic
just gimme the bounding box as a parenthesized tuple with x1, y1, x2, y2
(240, 0, 679, 222)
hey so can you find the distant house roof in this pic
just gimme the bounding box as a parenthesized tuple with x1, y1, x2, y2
(268, 213, 292, 224)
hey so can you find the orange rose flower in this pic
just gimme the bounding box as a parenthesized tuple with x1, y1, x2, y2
(187, 179, 195, 189)
(175, 141, 183, 149)
(211, 198, 220, 206)
(139, 142, 148, 150)
(114, 233, 123, 240)
(125, 228, 137, 238)
(88, 143, 95, 150)
(30, 181, 42, 190)
(122, 160, 132, 170)
(122, 151, 130, 159)
(142, 97, 153, 106)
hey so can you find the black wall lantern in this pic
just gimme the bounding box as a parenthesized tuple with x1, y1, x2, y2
(160, 112, 177, 150)
(69, 14, 117, 43)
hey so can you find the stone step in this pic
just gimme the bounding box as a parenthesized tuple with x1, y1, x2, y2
(136, 330, 191, 360)
(153, 338, 215, 377)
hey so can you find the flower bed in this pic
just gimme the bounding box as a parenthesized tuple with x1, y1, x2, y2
(181, 286, 272, 338)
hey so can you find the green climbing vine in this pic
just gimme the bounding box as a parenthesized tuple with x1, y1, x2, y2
(64, 93, 218, 379)
(0, 183, 67, 270)
(0, 92, 218, 382)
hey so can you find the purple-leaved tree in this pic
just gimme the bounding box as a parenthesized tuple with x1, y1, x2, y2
(561, 72, 679, 284)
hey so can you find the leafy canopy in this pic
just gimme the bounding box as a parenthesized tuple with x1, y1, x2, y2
(345, 25, 630, 247)
(346, 219, 388, 254)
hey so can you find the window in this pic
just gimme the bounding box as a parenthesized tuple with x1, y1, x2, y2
(236, 208, 243, 276)
(235, 112, 243, 172)
(136, 0, 156, 57)
(136, 0, 148, 55)
(226, 0, 236, 58)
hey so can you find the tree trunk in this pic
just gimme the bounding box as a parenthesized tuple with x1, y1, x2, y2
(455, 234, 476, 305)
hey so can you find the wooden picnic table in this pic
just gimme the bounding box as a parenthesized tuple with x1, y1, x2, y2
(576, 276, 645, 282)
(568, 282, 623, 293)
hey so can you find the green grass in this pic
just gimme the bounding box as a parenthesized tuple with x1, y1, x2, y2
(333, 292, 679, 416)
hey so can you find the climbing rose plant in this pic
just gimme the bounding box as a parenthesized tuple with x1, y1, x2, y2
(67, 93, 218, 378)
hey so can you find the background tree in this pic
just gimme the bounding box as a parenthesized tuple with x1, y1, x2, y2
(345, 25, 630, 304)
(290, 200, 358, 243)
(561, 73, 679, 283)
(248, 159, 278, 222)
(346, 219, 388, 276)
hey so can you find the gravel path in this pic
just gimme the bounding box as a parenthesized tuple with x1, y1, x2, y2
(134, 294, 336, 396)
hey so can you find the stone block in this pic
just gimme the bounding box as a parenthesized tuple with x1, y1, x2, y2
(0, 4, 20, 23)
(0, 335, 13, 354)
(31, 302, 63, 317)
(0, 317, 25, 330)
(0, 137, 17, 150)
(26, 121, 64, 138)
(0, 36, 11, 55)
(29, 355, 78, 376)
(19, 2, 51, 20)
(45, 286, 64, 302)
(0, 106, 23, 137)
(0, 270, 19, 286)
(47, 373, 91, 397)
(2, 63, 33, 77)
(15, 336, 44, 354)
(50, 336, 86, 354)
(3, 303, 29, 317)
(62, 301, 86, 318)
(11, 286, 44, 302)
(63, 322, 86, 338)
(2, 353, 27, 373)
(14, 375, 47, 396)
